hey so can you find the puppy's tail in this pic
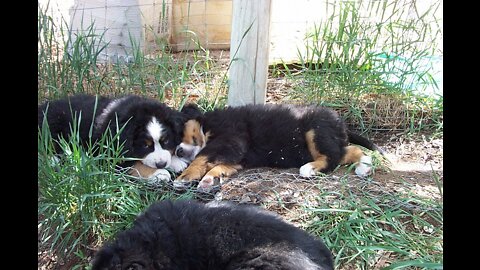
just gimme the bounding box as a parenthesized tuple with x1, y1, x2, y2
(347, 131, 385, 156)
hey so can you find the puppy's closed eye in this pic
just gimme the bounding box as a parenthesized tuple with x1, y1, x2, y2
(161, 137, 169, 144)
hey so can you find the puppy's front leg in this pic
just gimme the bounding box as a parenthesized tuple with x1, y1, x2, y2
(175, 135, 247, 189)
(129, 161, 158, 178)
(174, 156, 211, 187)
(197, 164, 242, 192)
(169, 155, 190, 173)
(129, 161, 172, 183)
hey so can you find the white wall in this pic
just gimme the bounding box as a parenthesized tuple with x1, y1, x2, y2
(39, 0, 170, 63)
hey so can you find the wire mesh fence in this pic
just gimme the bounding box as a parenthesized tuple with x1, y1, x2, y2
(40, 0, 442, 65)
(128, 165, 442, 228)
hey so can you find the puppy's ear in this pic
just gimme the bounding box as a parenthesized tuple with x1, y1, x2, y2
(166, 112, 187, 145)
(180, 103, 204, 121)
(91, 244, 121, 270)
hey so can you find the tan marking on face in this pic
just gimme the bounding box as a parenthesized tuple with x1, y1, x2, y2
(305, 129, 321, 159)
(340, 145, 365, 165)
(129, 161, 159, 178)
(183, 120, 205, 147)
(204, 131, 211, 145)
(145, 139, 153, 147)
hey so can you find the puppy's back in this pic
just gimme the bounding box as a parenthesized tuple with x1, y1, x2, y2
(92, 200, 334, 270)
(38, 94, 112, 148)
(203, 201, 333, 269)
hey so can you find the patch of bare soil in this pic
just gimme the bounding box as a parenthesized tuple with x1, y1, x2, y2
(38, 223, 95, 270)
(372, 132, 442, 194)
(38, 247, 83, 270)
(211, 132, 443, 226)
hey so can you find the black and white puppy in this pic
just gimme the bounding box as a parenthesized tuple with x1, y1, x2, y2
(174, 103, 383, 191)
(38, 94, 189, 180)
(91, 199, 334, 270)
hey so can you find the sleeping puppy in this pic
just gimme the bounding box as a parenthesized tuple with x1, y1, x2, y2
(38, 94, 189, 181)
(174, 103, 384, 191)
(91, 199, 334, 270)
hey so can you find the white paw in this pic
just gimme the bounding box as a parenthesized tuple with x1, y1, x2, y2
(169, 156, 189, 173)
(148, 169, 172, 183)
(355, 156, 373, 177)
(173, 180, 198, 190)
(299, 163, 316, 177)
(197, 175, 217, 192)
(173, 180, 189, 189)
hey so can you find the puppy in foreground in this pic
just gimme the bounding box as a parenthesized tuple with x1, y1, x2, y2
(38, 94, 189, 181)
(91, 199, 334, 270)
(175, 103, 384, 191)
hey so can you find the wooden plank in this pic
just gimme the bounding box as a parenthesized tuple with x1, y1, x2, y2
(171, 0, 232, 51)
(140, 0, 172, 54)
(228, 0, 271, 106)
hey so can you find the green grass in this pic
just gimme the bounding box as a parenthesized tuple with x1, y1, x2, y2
(39, 1, 443, 134)
(38, 3, 225, 109)
(38, 113, 196, 268)
(270, 0, 443, 135)
(303, 175, 443, 269)
(38, 0, 442, 269)
(38, 4, 225, 268)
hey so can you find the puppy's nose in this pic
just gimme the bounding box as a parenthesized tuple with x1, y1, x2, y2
(155, 161, 167, 169)
(175, 147, 184, 158)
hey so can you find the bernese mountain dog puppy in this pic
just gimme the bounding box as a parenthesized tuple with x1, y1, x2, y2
(38, 94, 189, 181)
(91, 199, 334, 270)
(174, 103, 384, 191)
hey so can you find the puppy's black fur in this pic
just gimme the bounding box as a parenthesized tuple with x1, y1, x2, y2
(91, 200, 334, 270)
(202, 104, 346, 170)
(38, 94, 186, 169)
(175, 103, 383, 190)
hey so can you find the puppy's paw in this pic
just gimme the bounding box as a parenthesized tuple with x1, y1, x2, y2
(175, 167, 204, 182)
(173, 173, 201, 189)
(148, 169, 172, 184)
(299, 163, 316, 178)
(173, 158, 208, 189)
(169, 156, 190, 173)
(197, 175, 221, 193)
(172, 179, 199, 189)
(355, 156, 373, 177)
